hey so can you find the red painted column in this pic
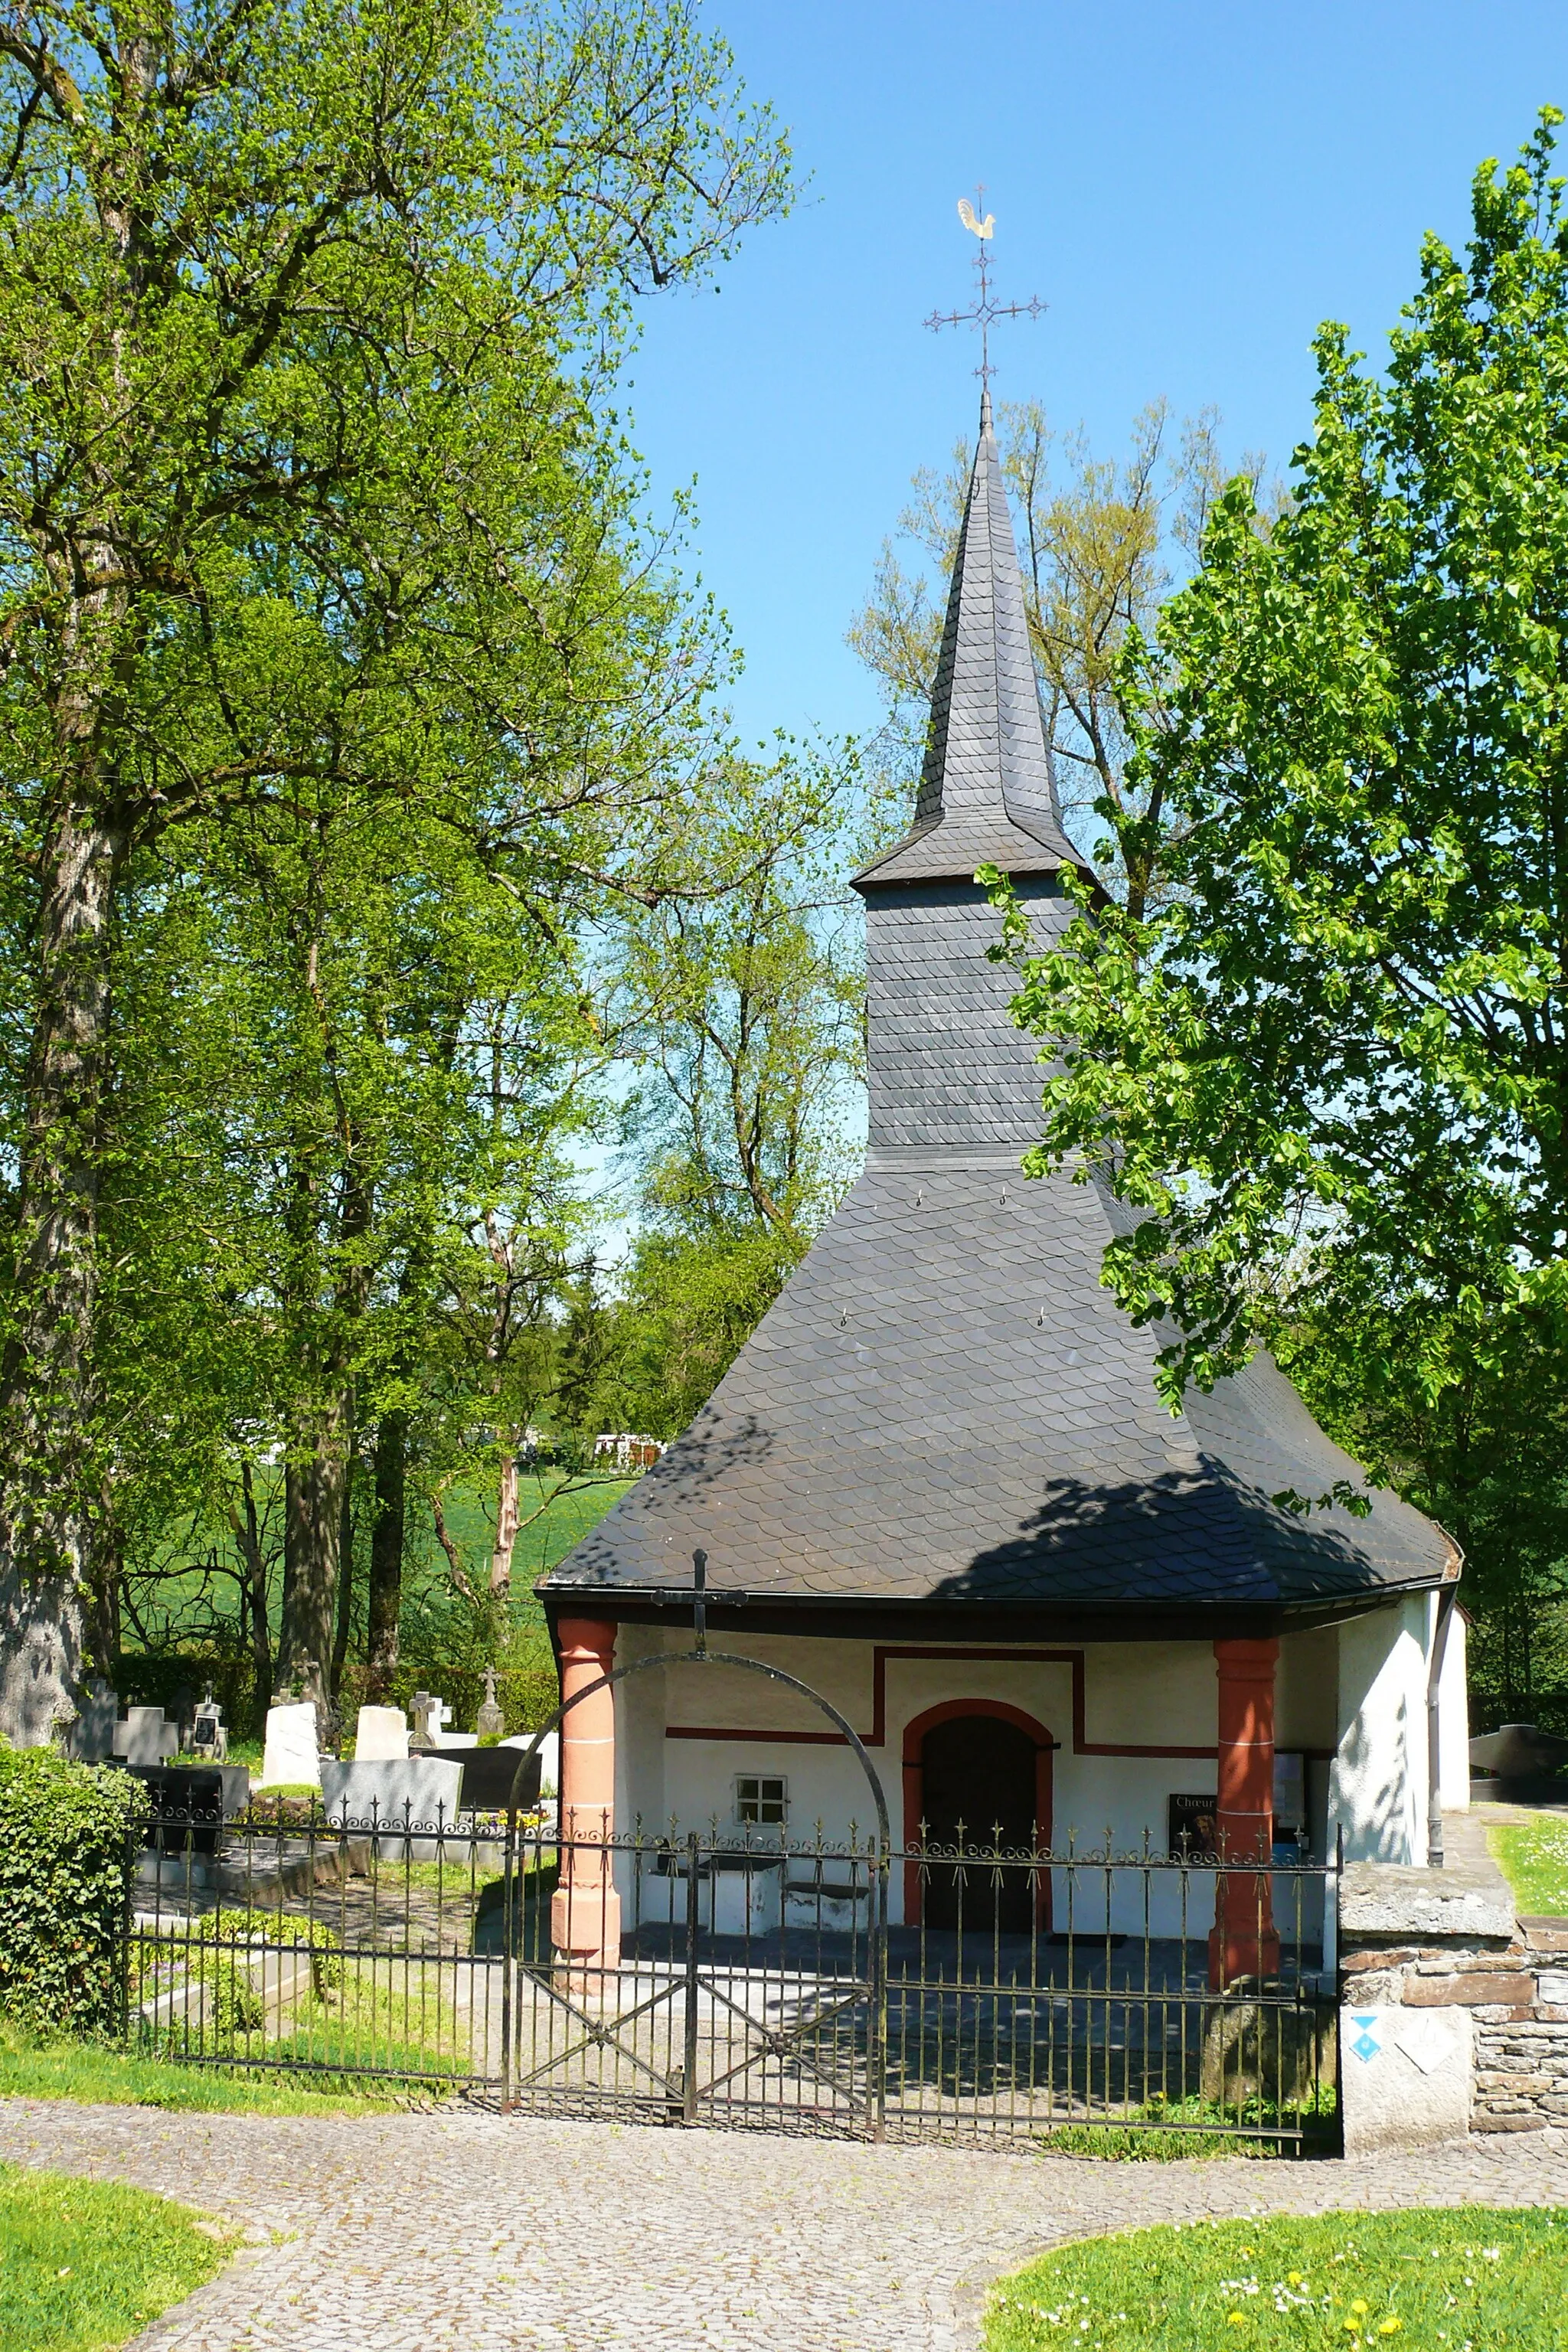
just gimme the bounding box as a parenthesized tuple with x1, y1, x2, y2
(1208, 1637, 1281, 1988)
(550, 1617, 621, 1981)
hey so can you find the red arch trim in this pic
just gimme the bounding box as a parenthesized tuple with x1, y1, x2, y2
(901, 1699, 1055, 1930)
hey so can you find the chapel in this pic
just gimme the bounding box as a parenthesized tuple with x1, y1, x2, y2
(537, 387, 1468, 1981)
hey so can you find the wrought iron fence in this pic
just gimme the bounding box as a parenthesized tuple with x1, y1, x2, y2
(120, 1792, 1339, 2151)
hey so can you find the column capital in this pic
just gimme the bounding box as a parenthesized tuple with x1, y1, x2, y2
(557, 1614, 618, 1666)
(1213, 1635, 1280, 1674)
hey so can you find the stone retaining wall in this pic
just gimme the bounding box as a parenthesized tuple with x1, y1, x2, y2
(1339, 1818, 1568, 2137)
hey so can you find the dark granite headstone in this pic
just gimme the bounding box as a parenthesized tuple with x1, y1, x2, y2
(128, 1763, 225, 1857)
(458, 1746, 542, 1814)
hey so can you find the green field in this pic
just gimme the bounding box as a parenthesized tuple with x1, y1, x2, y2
(987, 2210, 1568, 2350)
(122, 1467, 631, 1710)
(0, 2163, 235, 2352)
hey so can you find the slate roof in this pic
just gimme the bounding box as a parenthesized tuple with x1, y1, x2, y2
(542, 393, 1455, 1619)
(854, 387, 1076, 889)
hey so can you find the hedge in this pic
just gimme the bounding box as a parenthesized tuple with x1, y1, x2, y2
(0, 1742, 148, 2037)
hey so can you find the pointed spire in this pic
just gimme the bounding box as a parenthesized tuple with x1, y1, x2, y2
(855, 391, 1076, 890)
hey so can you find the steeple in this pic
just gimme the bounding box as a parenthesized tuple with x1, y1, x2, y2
(854, 390, 1076, 890)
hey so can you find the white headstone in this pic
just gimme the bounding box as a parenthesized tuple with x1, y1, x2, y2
(1339, 2003, 1472, 2154)
(354, 1704, 409, 1762)
(257, 1700, 322, 1790)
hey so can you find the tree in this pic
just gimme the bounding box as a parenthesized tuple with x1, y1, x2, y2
(995, 112, 1568, 1417)
(850, 401, 1270, 915)
(0, 0, 789, 1736)
(593, 748, 877, 1429)
(1276, 1298, 1568, 1722)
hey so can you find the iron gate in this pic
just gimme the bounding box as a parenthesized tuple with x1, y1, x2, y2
(498, 1823, 886, 2133)
(122, 1798, 1338, 2148)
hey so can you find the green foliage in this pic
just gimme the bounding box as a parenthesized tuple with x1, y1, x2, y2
(182, 1951, 266, 2041)
(0, 1745, 145, 2037)
(561, 744, 886, 1433)
(986, 2210, 1568, 2351)
(1037, 2087, 1337, 2161)
(577, 1224, 807, 1437)
(997, 111, 1568, 1412)
(1278, 1298, 1568, 1713)
(0, 0, 791, 1704)
(0, 2161, 234, 2352)
(0, 2020, 398, 2112)
(1486, 1818, 1568, 1917)
(203, 1908, 342, 2002)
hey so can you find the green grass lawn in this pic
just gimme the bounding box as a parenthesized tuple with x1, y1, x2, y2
(0, 2162, 235, 2352)
(1486, 1815, 1568, 1916)
(1036, 2089, 1338, 2161)
(986, 2210, 1568, 2350)
(0, 2025, 403, 2115)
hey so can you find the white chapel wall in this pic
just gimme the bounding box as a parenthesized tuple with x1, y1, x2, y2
(1329, 1599, 1428, 1863)
(1438, 1602, 1469, 1813)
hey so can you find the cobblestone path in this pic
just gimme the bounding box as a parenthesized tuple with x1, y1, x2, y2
(2, 2100, 1566, 2352)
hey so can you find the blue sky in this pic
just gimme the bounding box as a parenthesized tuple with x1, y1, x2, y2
(619, 0, 1568, 752)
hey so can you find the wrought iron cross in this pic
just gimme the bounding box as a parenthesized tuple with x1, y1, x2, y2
(691, 1547, 708, 1655)
(924, 188, 1044, 389)
(638, 1550, 745, 1646)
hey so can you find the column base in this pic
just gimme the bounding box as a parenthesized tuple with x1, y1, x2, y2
(550, 1883, 622, 1994)
(1207, 1919, 1281, 1991)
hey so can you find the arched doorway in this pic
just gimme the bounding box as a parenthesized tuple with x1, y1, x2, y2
(901, 1700, 1054, 1932)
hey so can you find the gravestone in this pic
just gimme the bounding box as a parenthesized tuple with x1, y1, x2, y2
(129, 1763, 225, 1886)
(189, 1687, 228, 1762)
(257, 1700, 321, 1790)
(354, 1704, 409, 1762)
(69, 1677, 118, 1764)
(319, 1756, 470, 1860)
(505, 1730, 559, 1796)
(112, 1704, 179, 1767)
(475, 1666, 505, 1741)
(457, 1744, 541, 1812)
(410, 1691, 476, 1752)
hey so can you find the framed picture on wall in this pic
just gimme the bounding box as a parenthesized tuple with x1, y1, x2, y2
(1168, 1792, 1219, 1860)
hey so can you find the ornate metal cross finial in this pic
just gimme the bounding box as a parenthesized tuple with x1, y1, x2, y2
(924, 188, 1044, 390)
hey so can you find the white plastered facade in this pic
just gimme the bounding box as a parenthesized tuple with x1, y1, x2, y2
(592, 1613, 1462, 1934)
(1327, 1595, 1470, 1864)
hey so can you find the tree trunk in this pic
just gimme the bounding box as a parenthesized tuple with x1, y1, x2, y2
(279, 1392, 348, 1703)
(331, 1425, 356, 1700)
(491, 1439, 519, 1593)
(0, 808, 127, 1746)
(366, 1409, 406, 1700)
(85, 1473, 122, 1681)
(229, 1459, 271, 1734)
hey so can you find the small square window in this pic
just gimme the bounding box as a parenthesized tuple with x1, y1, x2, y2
(735, 1773, 787, 1827)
